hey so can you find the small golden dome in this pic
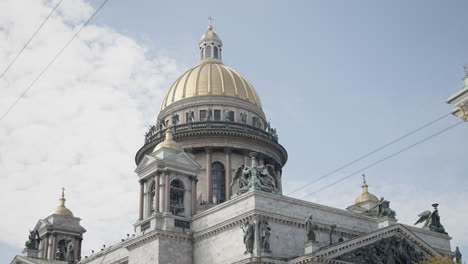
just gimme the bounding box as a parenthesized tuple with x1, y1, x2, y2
(50, 188, 74, 217)
(355, 175, 379, 204)
(160, 63, 262, 110)
(154, 128, 181, 152)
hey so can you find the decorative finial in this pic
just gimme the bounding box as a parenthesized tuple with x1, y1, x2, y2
(208, 16, 213, 30)
(61, 187, 65, 198)
(362, 174, 366, 185)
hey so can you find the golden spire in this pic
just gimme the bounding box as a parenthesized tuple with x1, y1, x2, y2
(50, 187, 74, 216)
(355, 174, 379, 204)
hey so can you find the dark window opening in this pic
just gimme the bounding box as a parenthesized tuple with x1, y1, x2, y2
(214, 110, 221, 121)
(170, 180, 184, 216)
(200, 110, 207, 121)
(212, 162, 226, 204)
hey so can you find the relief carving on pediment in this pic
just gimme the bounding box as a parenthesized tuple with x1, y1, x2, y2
(335, 235, 425, 264)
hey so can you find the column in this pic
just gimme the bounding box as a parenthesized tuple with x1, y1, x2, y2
(206, 147, 213, 203)
(191, 176, 197, 216)
(243, 150, 249, 166)
(276, 167, 282, 193)
(165, 172, 171, 213)
(77, 238, 82, 261)
(74, 237, 79, 261)
(50, 234, 56, 260)
(224, 148, 232, 200)
(253, 217, 260, 257)
(154, 174, 160, 213)
(139, 180, 144, 220)
(43, 235, 49, 259)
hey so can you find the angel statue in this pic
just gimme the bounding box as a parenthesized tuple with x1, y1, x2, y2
(65, 239, 75, 262)
(414, 203, 447, 234)
(257, 164, 278, 193)
(368, 197, 396, 219)
(232, 165, 251, 195)
(25, 230, 40, 250)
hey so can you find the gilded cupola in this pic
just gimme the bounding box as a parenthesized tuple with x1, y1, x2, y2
(355, 174, 379, 204)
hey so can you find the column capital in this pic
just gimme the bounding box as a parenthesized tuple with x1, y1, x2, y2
(205, 147, 213, 153)
(224, 147, 232, 154)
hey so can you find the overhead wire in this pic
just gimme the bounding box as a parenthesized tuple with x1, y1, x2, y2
(0, 0, 111, 122)
(285, 112, 452, 196)
(0, 0, 65, 80)
(300, 120, 464, 199)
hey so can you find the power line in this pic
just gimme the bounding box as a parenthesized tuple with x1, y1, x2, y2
(285, 112, 451, 196)
(0, 0, 111, 122)
(0, 0, 65, 80)
(301, 120, 464, 199)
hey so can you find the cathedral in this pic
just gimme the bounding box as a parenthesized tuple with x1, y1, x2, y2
(11, 24, 467, 264)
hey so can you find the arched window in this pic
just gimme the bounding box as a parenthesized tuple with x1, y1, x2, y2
(148, 182, 155, 215)
(201, 47, 205, 60)
(212, 162, 226, 204)
(206, 46, 212, 59)
(170, 179, 184, 216)
(214, 46, 218, 58)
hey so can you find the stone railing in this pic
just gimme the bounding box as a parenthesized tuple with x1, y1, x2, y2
(144, 121, 278, 144)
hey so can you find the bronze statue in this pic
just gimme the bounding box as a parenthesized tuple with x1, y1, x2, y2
(232, 153, 280, 195)
(171, 113, 179, 126)
(240, 112, 247, 123)
(206, 108, 213, 121)
(241, 221, 255, 254)
(186, 110, 194, 122)
(370, 197, 396, 218)
(414, 203, 447, 234)
(25, 230, 40, 250)
(329, 224, 336, 245)
(65, 239, 75, 262)
(455, 246, 462, 264)
(305, 215, 318, 242)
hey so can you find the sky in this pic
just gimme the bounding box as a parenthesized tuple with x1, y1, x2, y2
(0, 0, 467, 262)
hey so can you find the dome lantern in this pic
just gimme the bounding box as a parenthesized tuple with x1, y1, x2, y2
(199, 17, 223, 64)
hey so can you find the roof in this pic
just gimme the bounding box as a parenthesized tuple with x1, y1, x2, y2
(11, 256, 67, 264)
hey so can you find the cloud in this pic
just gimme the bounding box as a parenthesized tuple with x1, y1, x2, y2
(0, 0, 182, 257)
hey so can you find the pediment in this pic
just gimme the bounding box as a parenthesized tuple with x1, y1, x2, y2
(312, 224, 441, 263)
(135, 155, 157, 173)
(43, 215, 86, 233)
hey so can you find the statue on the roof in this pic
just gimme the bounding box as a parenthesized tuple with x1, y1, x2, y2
(414, 203, 448, 234)
(455, 246, 462, 264)
(171, 113, 179, 126)
(207, 108, 213, 121)
(65, 239, 75, 262)
(305, 215, 318, 242)
(231, 153, 280, 196)
(186, 110, 194, 122)
(25, 230, 40, 250)
(240, 112, 247, 123)
(369, 197, 396, 219)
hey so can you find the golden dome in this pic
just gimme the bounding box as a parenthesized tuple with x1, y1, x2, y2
(50, 188, 74, 217)
(154, 128, 181, 152)
(355, 175, 379, 204)
(160, 62, 262, 110)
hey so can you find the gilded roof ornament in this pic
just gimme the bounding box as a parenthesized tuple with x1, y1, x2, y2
(355, 174, 379, 204)
(50, 187, 74, 216)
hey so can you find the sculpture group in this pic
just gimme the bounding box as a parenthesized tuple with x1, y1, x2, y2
(231, 152, 280, 195)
